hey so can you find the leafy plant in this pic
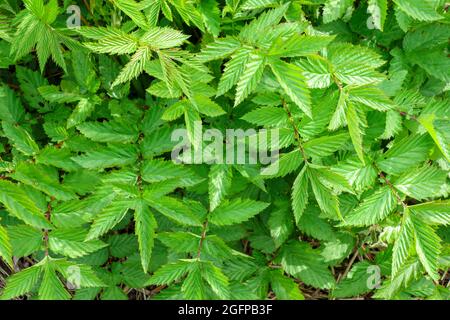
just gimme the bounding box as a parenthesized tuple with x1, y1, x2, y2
(0, 0, 448, 300)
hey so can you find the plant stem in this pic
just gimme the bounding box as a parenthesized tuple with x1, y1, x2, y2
(43, 197, 54, 257)
(282, 99, 309, 163)
(373, 164, 407, 209)
(196, 219, 209, 259)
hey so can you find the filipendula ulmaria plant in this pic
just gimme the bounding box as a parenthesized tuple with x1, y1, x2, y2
(0, 0, 448, 300)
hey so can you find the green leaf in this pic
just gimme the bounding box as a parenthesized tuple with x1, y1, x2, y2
(67, 98, 98, 128)
(269, 59, 312, 118)
(147, 260, 193, 285)
(392, 211, 414, 277)
(332, 261, 373, 298)
(35, 146, 80, 172)
(342, 187, 397, 226)
(77, 121, 139, 143)
(297, 206, 336, 242)
(209, 198, 270, 226)
(107, 234, 138, 258)
(141, 27, 189, 49)
(2, 122, 39, 156)
(295, 56, 332, 89)
(201, 261, 230, 299)
(313, 165, 353, 194)
(323, 0, 354, 23)
(142, 159, 195, 183)
(328, 43, 385, 85)
(240, 0, 279, 11)
(49, 228, 107, 258)
(260, 149, 303, 178)
(333, 157, 377, 192)
(82, 28, 139, 54)
(8, 225, 43, 258)
(198, 37, 241, 62)
(112, 0, 149, 29)
(403, 24, 450, 53)
(411, 214, 441, 281)
(145, 196, 203, 226)
(346, 102, 367, 164)
(38, 85, 83, 103)
(134, 200, 157, 273)
(348, 85, 395, 111)
(0, 264, 42, 300)
(380, 110, 402, 140)
(322, 235, 356, 264)
(234, 52, 266, 107)
(209, 164, 233, 212)
(0, 224, 12, 268)
(86, 198, 132, 240)
(307, 167, 342, 220)
(394, 0, 443, 21)
(241, 107, 288, 127)
(191, 94, 226, 117)
(158, 231, 199, 254)
(270, 270, 304, 300)
(268, 35, 335, 58)
(239, 3, 290, 42)
(281, 242, 335, 289)
(291, 166, 309, 224)
(374, 258, 422, 299)
(393, 165, 447, 200)
(72, 144, 139, 169)
(184, 106, 202, 150)
(217, 46, 252, 97)
(55, 260, 106, 288)
(410, 50, 450, 82)
(329, 43, 385, 70)
(418, 113, 450, 162)
(71, 50, 99, 93)
(182, 261, 205, 299)
(38, 262, 71, 300)
(268, 206, 294, 248)
(12, 162, 77, 201)
(0, 86, 25, 123)
(409, 200, 450, 226)
(376, 134, 433, 175)
(304, 132, 350, 158)
(11, 0, 69, 71)
(0, 180, 51, 229)
(112, 46, 152, 87)
(162, 100, 187, 121)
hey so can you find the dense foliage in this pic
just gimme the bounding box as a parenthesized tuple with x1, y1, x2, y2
(0, 0, 449, 300)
